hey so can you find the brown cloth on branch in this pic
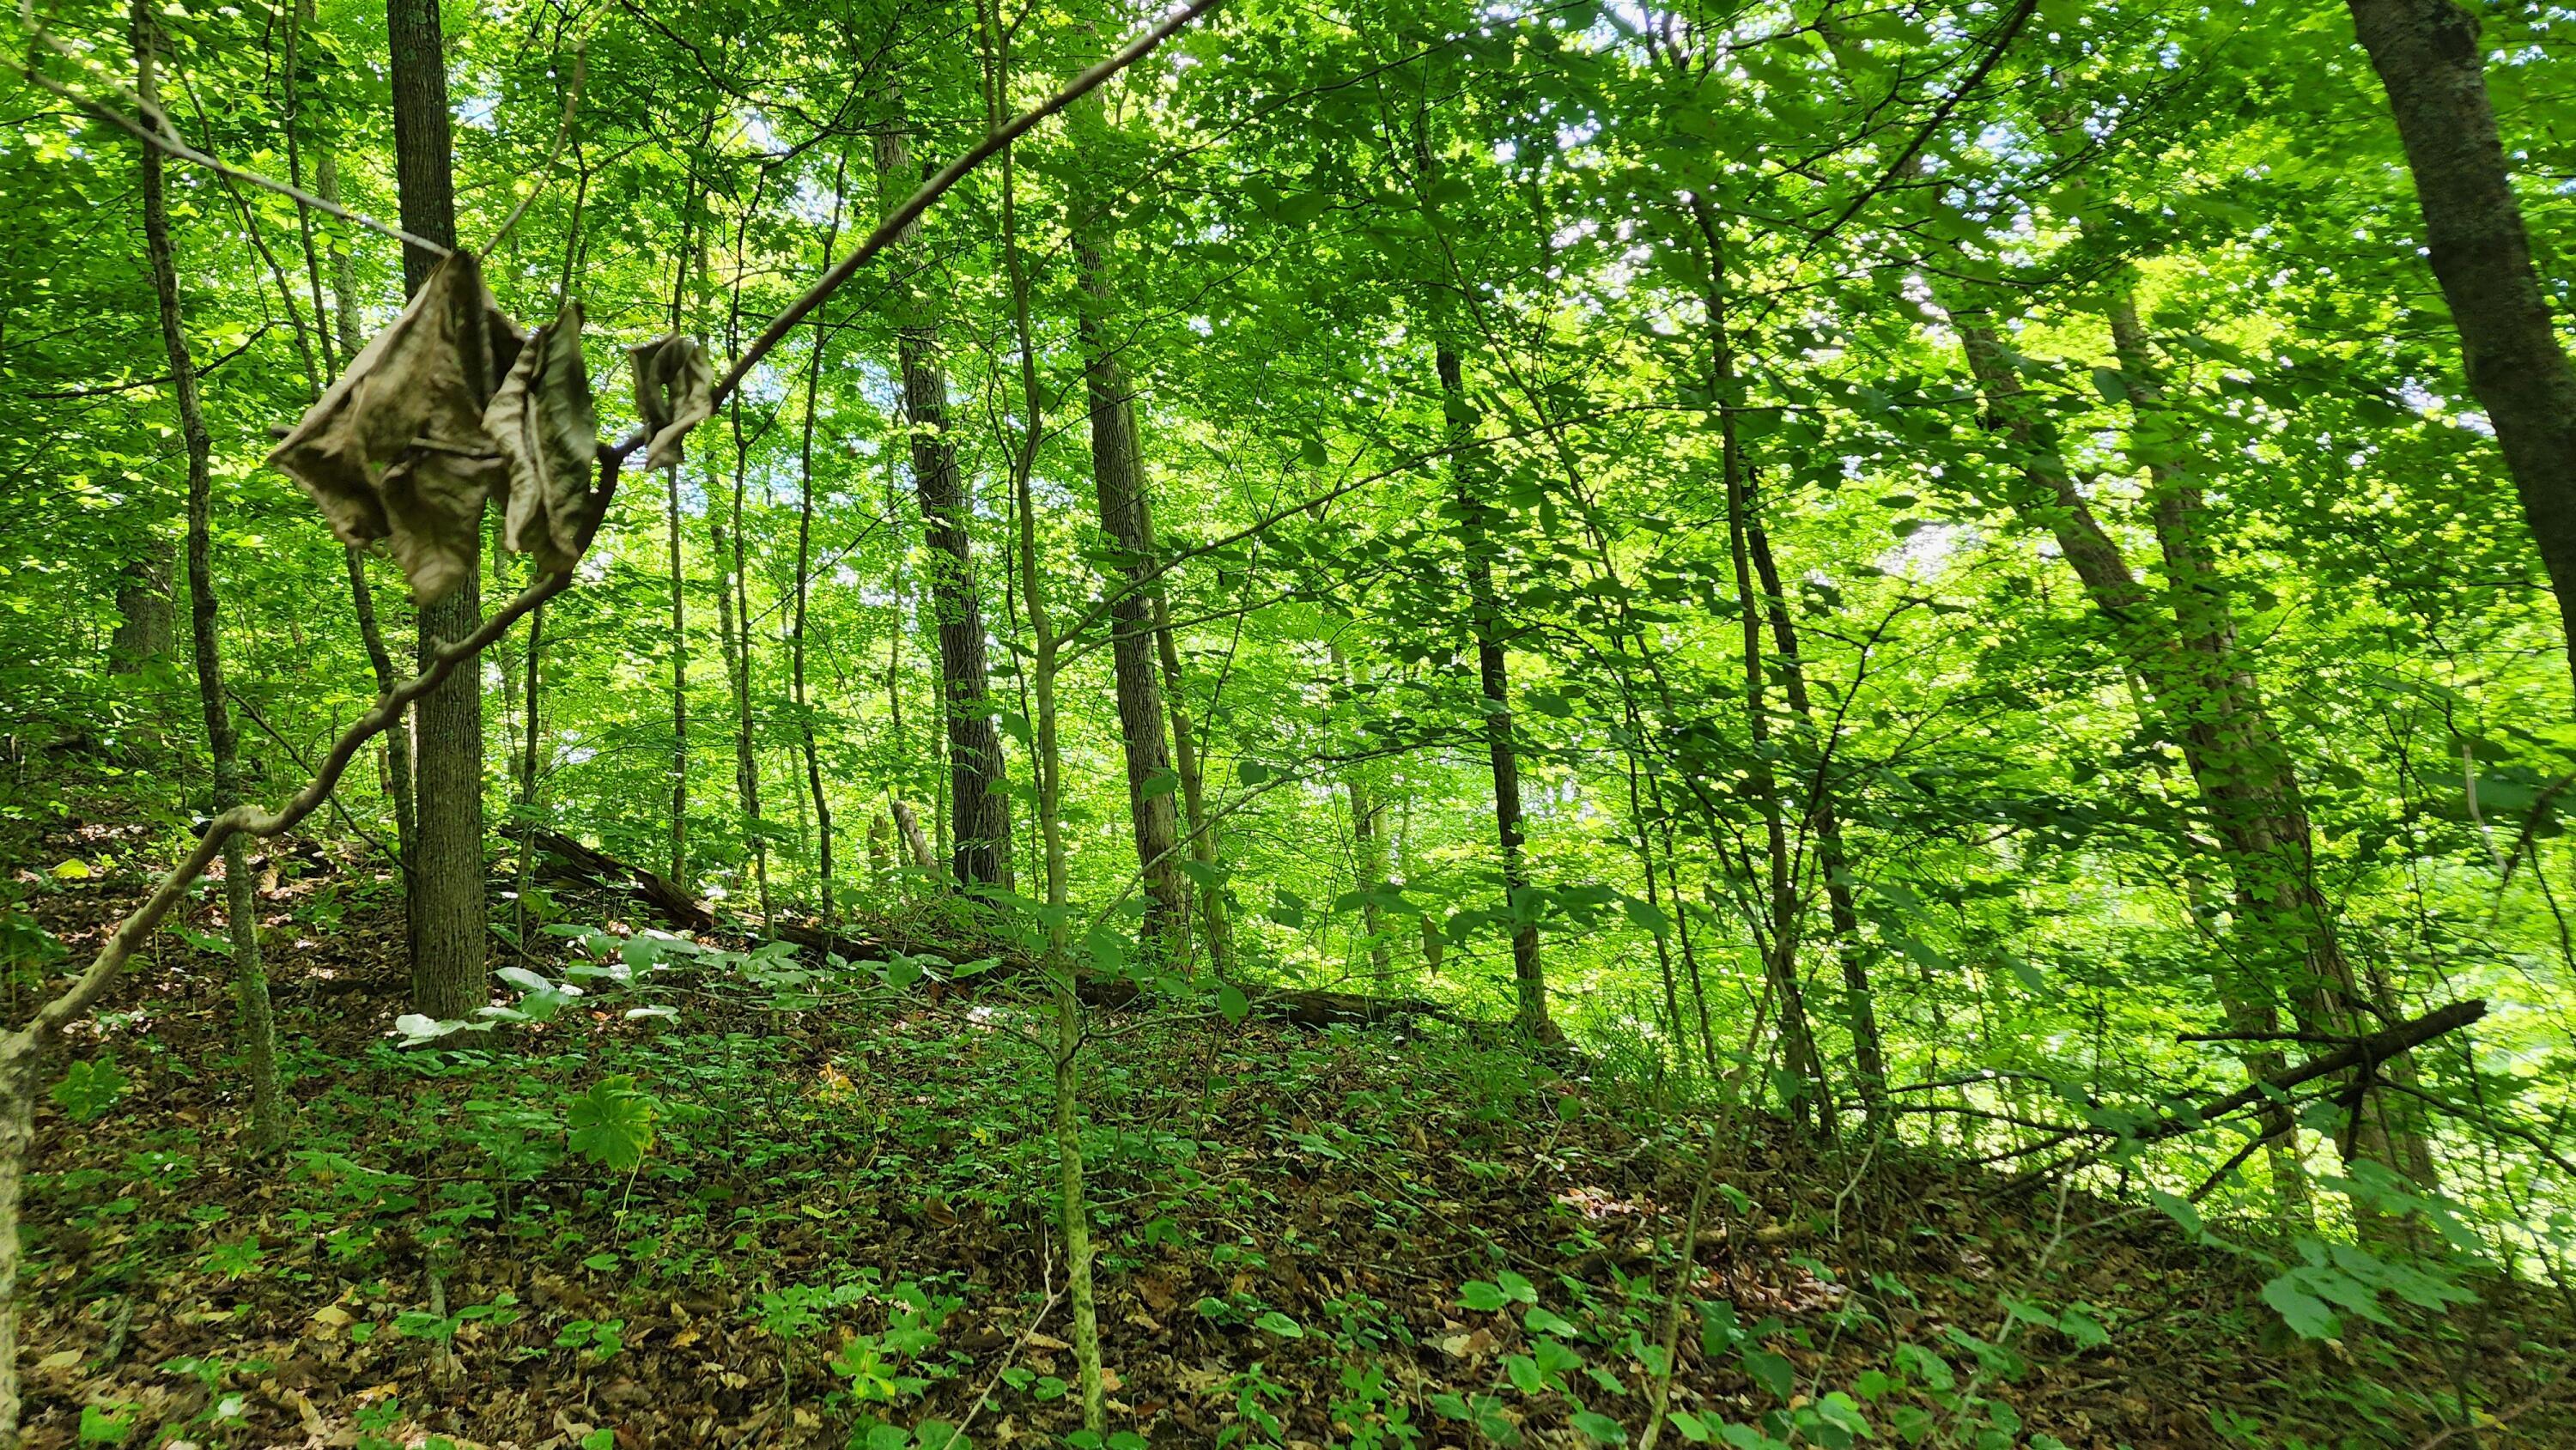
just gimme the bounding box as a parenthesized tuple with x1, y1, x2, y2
(487, 299, 609, 577)
(269, 252, 702, 601)
(266, 251, 522, 604)
(629, 334, 712, 471)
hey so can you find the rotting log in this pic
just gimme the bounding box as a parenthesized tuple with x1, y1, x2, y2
(521, 832, 1455, 1029)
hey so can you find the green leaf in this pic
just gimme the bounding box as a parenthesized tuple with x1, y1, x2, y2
(1741, 1347, 1794, 1400)
(2260, 1273, 2340, 1340)
(51, 1057, 125, 1122)
(2090, 366, 2129, 403)
(1667, 1409, 1714, 1442)
(1571, 1409, 1628, 1443)
(567, 1076, 657, 1171)
(1253, 1310, 1303, 1338)
(1459, 1279, 1509, 1312)
(1217, 983, 1250, 1023)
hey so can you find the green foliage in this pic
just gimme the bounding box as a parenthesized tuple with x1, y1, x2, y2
(565, 1075, 658, 1171)
(51, 1056, 125, 1122)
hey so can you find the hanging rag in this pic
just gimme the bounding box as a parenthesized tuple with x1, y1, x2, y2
(629, 334, 713, 471)
(486, 299, 609, 577)
(270, 251, 708, 601)
(267, 251, 523, 603)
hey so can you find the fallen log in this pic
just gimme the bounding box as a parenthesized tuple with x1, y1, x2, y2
(519, 827, 714, 932)
(517, 832, 1455, 1029)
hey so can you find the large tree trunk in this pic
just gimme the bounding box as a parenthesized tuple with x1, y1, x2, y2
(874, 106, 1012, 890)
(135, 0, 286, 1152)
(1072, 179, 1185, 950)
(386, 0, 485, 1020)
(1437, 345, 1553, 1041)
(1942, 289, 2432, 1199)
(2346, 0, 2576, 696)
(108, 549, 174, 677)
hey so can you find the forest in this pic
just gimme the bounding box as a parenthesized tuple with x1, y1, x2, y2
(3, 0, 2575, 1443)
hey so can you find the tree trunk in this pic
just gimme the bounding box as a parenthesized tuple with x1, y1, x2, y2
(1072, 204, 1187, 953)
(1745, 477, 1883, 1123)
(1941, 288, 2432, 1198)
(135, 0, 286, 1153)
(1692, 196, 1820, 1130)
(387, 0, 485, 1020)
(874, 104, 1013, 890)
(1437, 344, 1553, 1041)
(109, 549, 174, 676)
(1329, 642, 1392, 974)
(716, 427, 771, 924)
(1136, 481, 1230, 974)
(794, 163, 844, 924)
(2346, 0, 2576, 699)
(306, 72, 415, 882)
(511, 599, 544, 948)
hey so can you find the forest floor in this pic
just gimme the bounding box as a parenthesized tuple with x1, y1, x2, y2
(9, 819, 2569, 1450)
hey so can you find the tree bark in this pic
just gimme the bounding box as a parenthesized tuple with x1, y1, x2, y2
(874, 104, 1013, 891)
(1691, 196, 1821, 1129)
(387, 0, 485, 1020)
(1437, 344, 1553, 1041)
(1745, 482, 1882, 1123)
(1072, 188, 1186, 952)
(301, 57, 415, 882)
(135, 0, 286, 1153)
(1136, 482, 1230, 973)
(794, 163, 844, 924)
(108, 549, 174, 677)
(1330, 641, 1393, 974)
(2346, 0, 2576, 698)
(1940, 287, 2432, 1197)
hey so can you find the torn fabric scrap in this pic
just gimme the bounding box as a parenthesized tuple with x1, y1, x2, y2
(266, 250, 523, 603)
(487, 299, 608, 577)
(629, 333, 713, 470)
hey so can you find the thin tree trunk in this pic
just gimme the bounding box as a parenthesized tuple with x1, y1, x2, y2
(1437, 343, 1552, 1041)
(293, 39, 414, 882)
(662, 215, 699, 890)
(1135, 482, 1230, 972)
(1744, 476, 1883, 1123)
(988, 76, 1104, 1427)
(717, 409, 770, 923)
(135, 0, 286, 1152)
(1692, 196, 1820, 1130)
(387, 0, 485, 1020)
(1072, 171, 1186, 952)
(512, 599, 544, 948)
(2346, 0, 2576, 700)
(794, 161, 844, 924)
(1329, 642, 1392, 974)
(874, 102, 1013, 890)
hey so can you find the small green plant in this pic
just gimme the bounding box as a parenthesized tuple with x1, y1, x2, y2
(393, 1290, 521, 1353)
(1214, 1362, 1293, 1447)
(51, 1055, 125, 1121)
(568, 1075, 659, 1170)
(555, 1317, 625, 1363)
(76, 1402, 137, 1446)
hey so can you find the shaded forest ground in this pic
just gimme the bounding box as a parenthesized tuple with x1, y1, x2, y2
(7, 819, 2570, 1449)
